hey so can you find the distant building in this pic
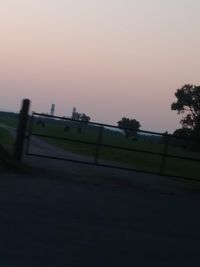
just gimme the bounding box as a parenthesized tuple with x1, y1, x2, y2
(71, 107, 81, 120)
(72, 107, 76, 118)
(50, 104, 55, 116)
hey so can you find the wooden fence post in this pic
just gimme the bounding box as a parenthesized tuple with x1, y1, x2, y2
(14, 99, 31, 161)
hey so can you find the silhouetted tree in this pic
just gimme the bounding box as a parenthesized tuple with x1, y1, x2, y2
(117, 117, 141, 139)
(72, 110, 91, 124)
(80, 113, 91, 124)
(173, 128, 192, 138)
(171, 84, 200, 131)
(171, 84, 200, 150)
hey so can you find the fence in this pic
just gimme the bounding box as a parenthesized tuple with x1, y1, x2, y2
(24, 112, 200, 181)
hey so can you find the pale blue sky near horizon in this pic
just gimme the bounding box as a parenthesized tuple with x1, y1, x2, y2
(0, 0, 200, 133)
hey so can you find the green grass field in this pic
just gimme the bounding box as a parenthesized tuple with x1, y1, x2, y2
(0, 111, 199, 179)
(0, 111, 19, 128)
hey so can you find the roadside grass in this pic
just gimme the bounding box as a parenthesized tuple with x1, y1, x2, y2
(165, 158, 200, 180)
(0, 111, 18, 128)
(0, 126, 14, 153)
(0, 126, 16, 171)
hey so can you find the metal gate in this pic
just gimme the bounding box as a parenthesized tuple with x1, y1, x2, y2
(23, 112, 200, 181)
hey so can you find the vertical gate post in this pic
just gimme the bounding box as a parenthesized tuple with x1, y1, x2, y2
(14, 99, 31, 161)
(94, 126, 103, 164)
(160, 131, 169, 175)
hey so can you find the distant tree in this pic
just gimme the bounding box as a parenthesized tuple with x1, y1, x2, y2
(72, 112, 81, 120)
(72, 110, 91, 123)
(80, 113, 91, 124)
(117, 117, 141, 139)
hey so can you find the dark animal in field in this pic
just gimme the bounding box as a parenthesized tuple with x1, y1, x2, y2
(124, 131, 137, 140)
(36, 120, 45, 127)
(170, 128, 193, 150)
(132, 137, 138, 141)
(64, 125, 70, 132)
(77, 127, 82, 134)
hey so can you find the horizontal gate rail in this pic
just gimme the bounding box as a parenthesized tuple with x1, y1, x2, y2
(30, 132, 200, 163)
(26, 152, 200, 182)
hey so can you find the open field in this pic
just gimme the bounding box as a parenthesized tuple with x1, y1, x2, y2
(0, 111, 19, 128)
(0, 111, 199, 179)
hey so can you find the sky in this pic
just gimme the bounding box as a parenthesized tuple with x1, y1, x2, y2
(0, 0, 200, 133)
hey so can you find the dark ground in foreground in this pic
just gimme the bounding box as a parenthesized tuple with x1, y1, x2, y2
(0, 168, 200, 267)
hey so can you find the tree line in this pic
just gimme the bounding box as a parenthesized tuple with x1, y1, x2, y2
(36, 84, 200, 149)
(118, 83, 200, 150)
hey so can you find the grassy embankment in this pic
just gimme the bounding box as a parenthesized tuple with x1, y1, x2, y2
(0, 111, 199, 179)
(0, 127, 14, 149)
(0, 112, 18, 169)
(0, 126, 15, 170)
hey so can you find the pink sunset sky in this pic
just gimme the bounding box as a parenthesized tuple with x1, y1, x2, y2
(0, 0, 200, 133)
